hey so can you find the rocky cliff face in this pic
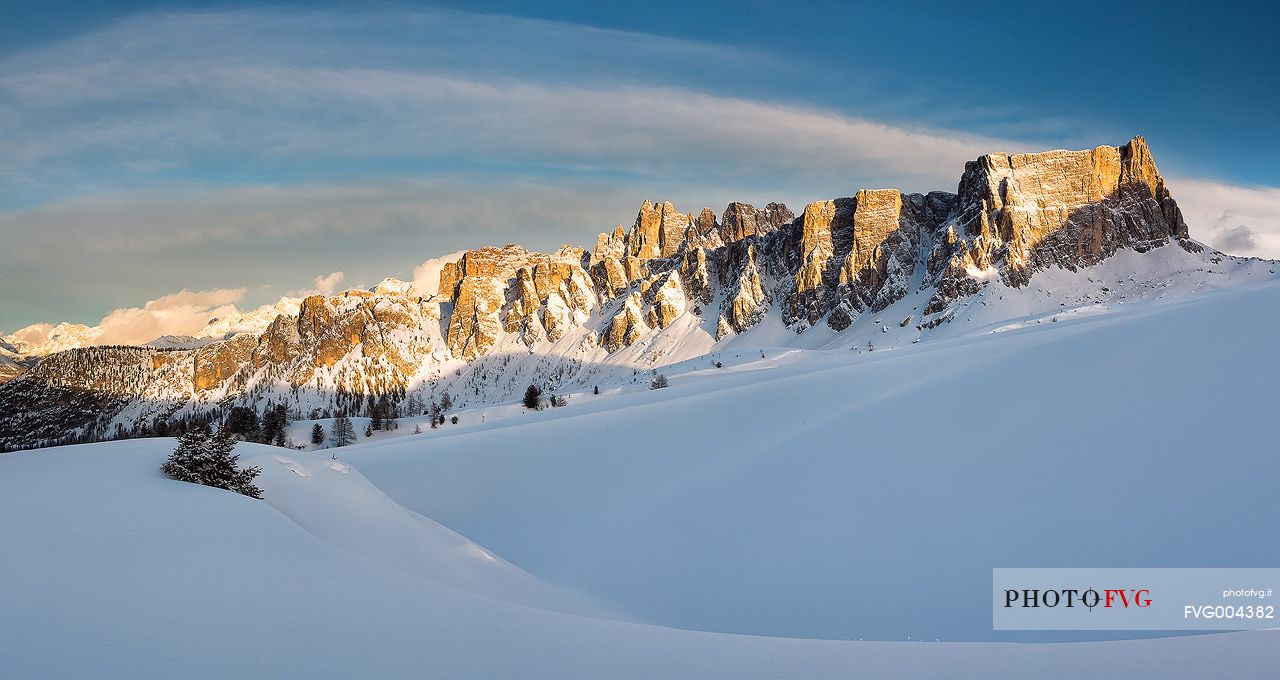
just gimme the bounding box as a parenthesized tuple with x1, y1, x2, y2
(438, 244, 596, 360)
(923, 136, 1189, 314)
(0, 137, 1216, 449)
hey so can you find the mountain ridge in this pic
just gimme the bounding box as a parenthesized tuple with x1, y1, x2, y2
(1, 136, 1270, 450)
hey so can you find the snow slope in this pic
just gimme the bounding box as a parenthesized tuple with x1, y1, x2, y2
(248, 448, 600, 615)
(4, 441, 1280, 679)
(340, 273, 1280, 642)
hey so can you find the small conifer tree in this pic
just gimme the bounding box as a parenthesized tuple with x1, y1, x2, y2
(331, 416, 356, 447)
(161, 429, 263, 499)
(523, 384, 542, 409)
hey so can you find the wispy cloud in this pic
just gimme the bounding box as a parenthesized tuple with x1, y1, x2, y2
(0, 178, 658, 263)
(0, 63, 1024, 195)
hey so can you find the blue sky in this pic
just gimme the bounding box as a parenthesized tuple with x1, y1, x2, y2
(2, 0, 1278, 337)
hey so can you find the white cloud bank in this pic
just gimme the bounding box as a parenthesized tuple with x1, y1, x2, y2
(3, 287, 247, 351)
(1168, 179, 1280, 259)
(95, 288, 246, 344)
(411, 252, 466, 297)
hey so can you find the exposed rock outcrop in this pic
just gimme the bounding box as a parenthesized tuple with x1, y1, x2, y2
(718, 244, 768, 338)
(923, 136, 1187, 314)
(193, 334, 257, 392)
(623, 200, 694, 259)
(789, 197, 855, 328)
(680, 247, 713, 306)
(605, 292, 650, 352)
(645, 271, 686, 329)
(720, 202, 794, 243)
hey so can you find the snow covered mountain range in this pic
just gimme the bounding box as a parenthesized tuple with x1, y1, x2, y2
(1, 136, 1275, 450)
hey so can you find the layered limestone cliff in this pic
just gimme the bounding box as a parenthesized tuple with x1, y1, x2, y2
(923, 137, 1189, 314)
(0, 137, 1217, 450)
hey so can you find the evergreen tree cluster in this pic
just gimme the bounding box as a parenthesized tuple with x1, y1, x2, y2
(223, 404, 291, 446)
(224, 406, 259, 437)
(261, 405, 289, 445)
(161, 429, 263, 499)
(425, 392, 453, 428)
(370, 396, 397, 432)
